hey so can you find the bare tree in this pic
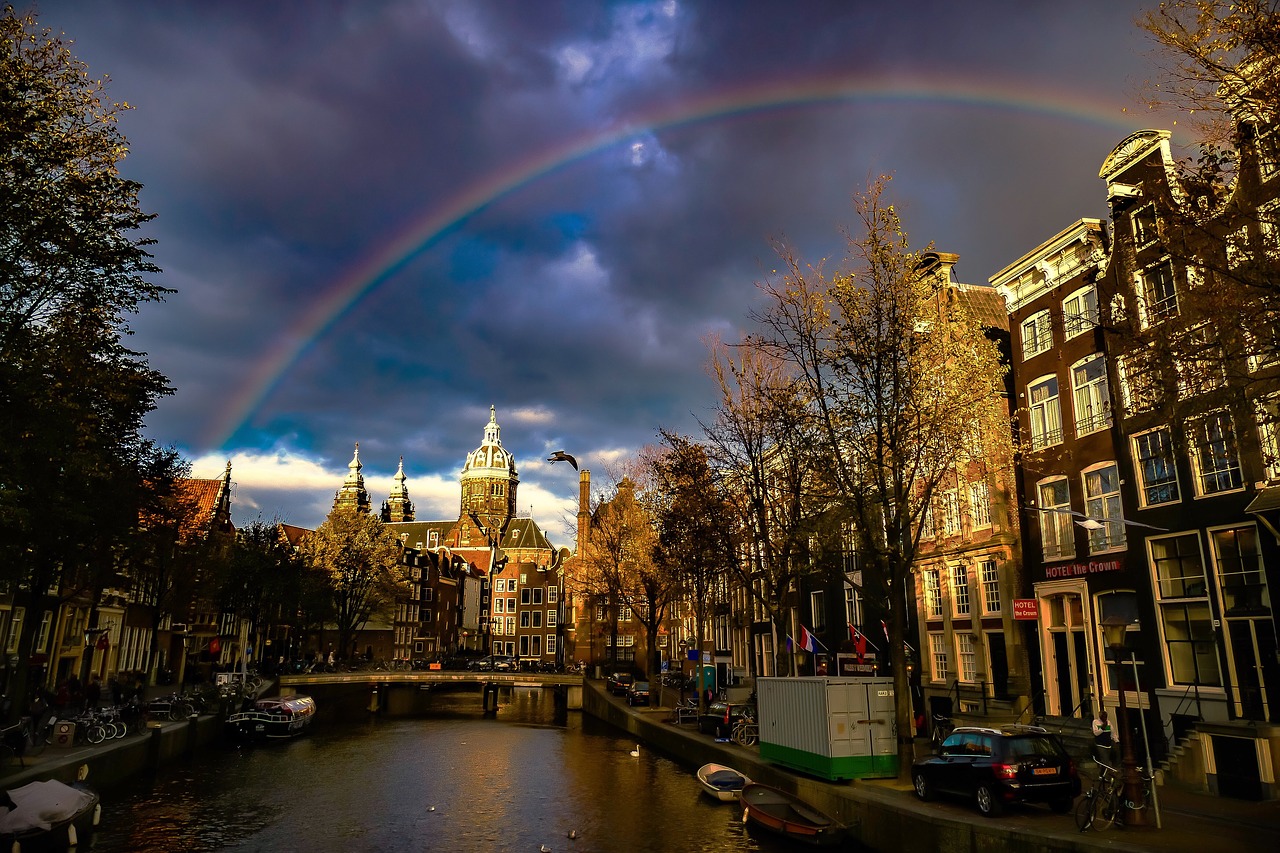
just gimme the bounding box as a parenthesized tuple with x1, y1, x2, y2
(749, 177, 1010, 780)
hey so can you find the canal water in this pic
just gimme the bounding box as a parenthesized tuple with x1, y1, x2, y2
(90, 686, 794, 852)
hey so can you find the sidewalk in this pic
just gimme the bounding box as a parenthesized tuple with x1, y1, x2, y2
(618, 689, 1280, 853)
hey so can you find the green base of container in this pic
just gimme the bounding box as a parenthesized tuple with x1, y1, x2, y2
(759, 742, 899, 781)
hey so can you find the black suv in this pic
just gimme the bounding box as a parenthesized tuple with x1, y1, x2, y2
(911, 726, 1080, 817)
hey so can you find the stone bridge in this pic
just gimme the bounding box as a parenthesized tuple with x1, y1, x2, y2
(278, 671, 586, 715)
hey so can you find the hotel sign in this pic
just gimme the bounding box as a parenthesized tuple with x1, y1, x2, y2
(1043, 558, 1124, 580)
(1012, 599, 1038, 620)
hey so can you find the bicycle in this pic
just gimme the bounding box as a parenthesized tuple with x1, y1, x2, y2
(930, 713, 955, 749)
(731, 715, 758, 747)
(1075, 759, 1121, 832)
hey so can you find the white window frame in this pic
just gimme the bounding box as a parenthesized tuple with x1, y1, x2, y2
(1148, 532, 1221, 686)
(968, 480, 991, 529)
(1027, 374, 1063, 450)
(979, 558, 1001, 614)
(1190, 410, 1244, 496)
(1257, 395, 1280, 483)
(1131, 202, 1159, 248)
(1071, 353, 1111, 437)
(941, 490, 961, 537)
(810, 590, 826, 632)
(923, 568, 943, 620)
(929, 632, 949, 683)
(1132, 427, 1180, 507)
(1021, 309, 1053, 360)
(844, 583, 863, 626)
(1117, 349, 1158, 414)
(1062, 285, 1099, 339)
(955, 632, 977, 683)
(1038, 476, 1074, 560)
(951, 564, 971, 616)
(1137, 258, 1179, 327)
(1083, 462, 1126, 553)
(5, 607, 23, 654)
(547, 610, 557, 627)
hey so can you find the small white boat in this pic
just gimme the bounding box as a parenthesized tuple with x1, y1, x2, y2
(0, 779, 101, 851)
(697, 763, 751, 802)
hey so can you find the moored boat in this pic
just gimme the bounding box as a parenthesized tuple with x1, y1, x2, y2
(0, 779, 101, 852)
(738, 783, 847, 847)
(225, 694, 316, 741)
(696, 763, 751, 802)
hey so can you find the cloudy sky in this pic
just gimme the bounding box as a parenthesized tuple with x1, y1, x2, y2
(36, 0, 1186, 542)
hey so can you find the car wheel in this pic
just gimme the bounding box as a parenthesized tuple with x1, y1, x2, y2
(912, 772, 933, 802)
(975, 784, 1003, 817)
(1050, 797, 1073, 814)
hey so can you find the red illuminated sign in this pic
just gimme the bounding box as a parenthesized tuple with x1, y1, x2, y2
(1013, 599, 1039, 620)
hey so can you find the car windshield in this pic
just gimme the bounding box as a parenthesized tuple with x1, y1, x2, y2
(1006, 737, 1063, 760)
(633, 682, 649, 690)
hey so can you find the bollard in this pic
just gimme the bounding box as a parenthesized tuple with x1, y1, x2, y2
(368, 686, 379, 713)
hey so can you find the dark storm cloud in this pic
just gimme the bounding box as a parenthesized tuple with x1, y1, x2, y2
(33, 0, 1168, 536)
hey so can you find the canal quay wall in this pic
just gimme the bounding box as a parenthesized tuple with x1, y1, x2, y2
(581, 680, 1169, 853)
(3, 714, 225, 791)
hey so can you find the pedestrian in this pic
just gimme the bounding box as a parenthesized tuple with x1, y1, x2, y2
(85, 675, 102, 709)
(1092, 708, 1114, 763)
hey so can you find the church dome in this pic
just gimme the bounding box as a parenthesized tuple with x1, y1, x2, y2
(462, 405, 518, 477)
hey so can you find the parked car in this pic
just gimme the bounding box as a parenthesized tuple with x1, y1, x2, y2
(911, 726, 1080, 817)
(606, 672, 634, 695)
(697, 701, 755, 738)
(469, 655, 515, 672)
(626, 681, 651, 706)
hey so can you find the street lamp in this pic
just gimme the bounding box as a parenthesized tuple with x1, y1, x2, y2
(1100, 614, 1146, 827)
(469, 511, 510, 656)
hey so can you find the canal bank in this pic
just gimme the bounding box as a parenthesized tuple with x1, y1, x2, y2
(1, 712, 224, 790)
(582, 677, 1280, 853)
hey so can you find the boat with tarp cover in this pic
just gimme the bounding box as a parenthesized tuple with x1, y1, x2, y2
(0, 778, 101, 851)
(225, 694, 316, 741)
(696, 763, 751, 802)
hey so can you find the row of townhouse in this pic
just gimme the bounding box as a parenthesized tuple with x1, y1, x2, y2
(640, 122, 1279, 799)
(0, 464, 237, 697)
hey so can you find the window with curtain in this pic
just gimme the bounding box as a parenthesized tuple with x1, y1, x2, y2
(1021, 309, 1053, 360)
(1084, 463, 1125, 552)
(1062, 285, 1099, 338)
(1028, 375, 1063, 449)
(1072, 354, 1111, 436)
(1038, 478, 1074, 559)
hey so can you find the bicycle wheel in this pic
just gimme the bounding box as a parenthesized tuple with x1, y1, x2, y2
(1074, 793, 1095, 832)
(25, 727, 48, 757)
(1091, 787, 1118, 831)
(85, 723, 106, 745)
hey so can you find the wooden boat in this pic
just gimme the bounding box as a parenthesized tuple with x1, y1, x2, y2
(0, 779, 101, 851)
(697, 763, 751, 802)
(738, 783, 846, 847)
(225, 694, 316, 741)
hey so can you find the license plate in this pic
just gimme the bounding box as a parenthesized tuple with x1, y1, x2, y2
(1033, 767, 1057, 776)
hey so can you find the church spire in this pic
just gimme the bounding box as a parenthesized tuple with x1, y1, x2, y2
(382, 455, 415, 522)
(333, 442, 372, 514)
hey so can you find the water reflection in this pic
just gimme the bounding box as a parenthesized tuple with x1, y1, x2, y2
(91, 687, 791, 852)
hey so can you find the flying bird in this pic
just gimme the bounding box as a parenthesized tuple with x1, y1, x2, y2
(547, 450, 578, 470)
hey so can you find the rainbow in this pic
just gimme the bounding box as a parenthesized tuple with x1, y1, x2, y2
(205, 72, 1141, 449)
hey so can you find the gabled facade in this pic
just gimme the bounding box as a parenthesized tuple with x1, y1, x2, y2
(912, 253, 1029, 726)
(1097, 127, 1280, 733)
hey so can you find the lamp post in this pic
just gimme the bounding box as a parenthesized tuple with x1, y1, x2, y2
(1101, 614, 1147, 827)
(469, 511, 510, 656)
